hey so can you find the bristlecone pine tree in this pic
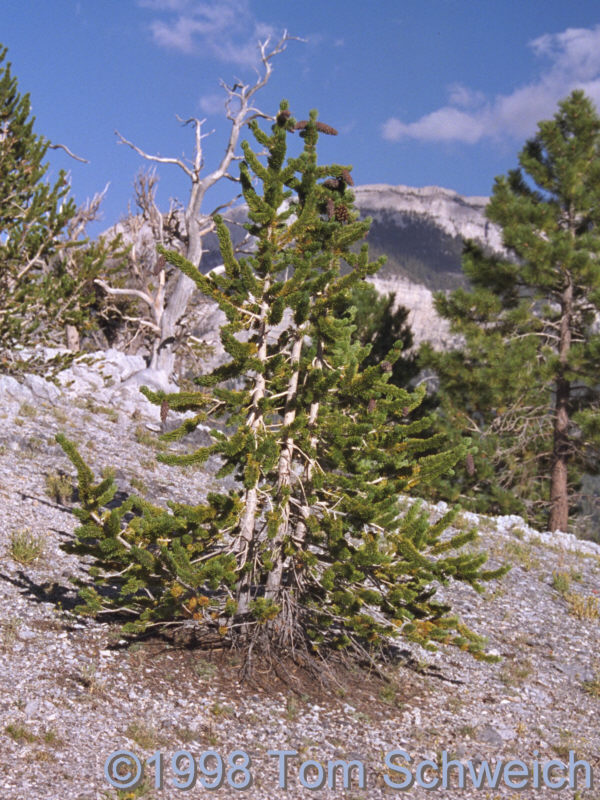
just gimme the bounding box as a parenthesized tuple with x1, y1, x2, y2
(0, 45, 74, 346)
(0, 44, 122, 361)
(421, 90, 600, 534)
(58, 103, 504, 671)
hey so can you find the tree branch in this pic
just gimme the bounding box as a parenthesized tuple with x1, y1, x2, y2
(47, 142, 89, 163)
(115, 130, 194, 179)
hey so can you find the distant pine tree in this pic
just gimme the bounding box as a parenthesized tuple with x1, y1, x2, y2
(59, 103, 504, 673)
(350, 282, 418, 388)
(421, 91, 600, 534)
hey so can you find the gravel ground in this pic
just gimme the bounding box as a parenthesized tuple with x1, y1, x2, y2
(0, 380, 599, 800)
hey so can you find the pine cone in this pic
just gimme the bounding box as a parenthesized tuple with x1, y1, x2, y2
(293, 120, 339, 136)
(153, 254, 166, 276)
(276, 109, 291, 125)
(323, 178, 342, 191)
(315, 121, 338, 135)
(341, 168, 354, 186)
(367, 398, 377, 413)
(334, 203, 350, 223)
(326, 197, 336, 219)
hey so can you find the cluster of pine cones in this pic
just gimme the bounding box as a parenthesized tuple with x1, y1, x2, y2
(275, 109, 353, 223)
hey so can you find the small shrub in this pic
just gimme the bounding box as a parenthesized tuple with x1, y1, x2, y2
(285, 695, 301, 720)
(500, 657, 533, 687)
(125, 721, 162, 751)
(552, 570, 570, 596)
(174, 726, 199, 744)
(566, 592, 599, 620)
(9, 529, 45, 565)
(76, 661, 103, 694)
(134, 425, 156, 447)
(130, 476, 147, 494)
(378, 683, 402, 707)
(1, 617, 21, 649)
(192, 658, 217, 680)
(53, 408, 68, 424)
(83, 397, 119, 423)
(18, 402, 37, 418)
(45, 471, 73, 505)
(210, 702, 234, 719)
(101, 465, 117, 481)
(5, 722, 37, 743)
(503, 540, 539, 571)
(42, 728, 64, 747)
(582, 673, 600, 698)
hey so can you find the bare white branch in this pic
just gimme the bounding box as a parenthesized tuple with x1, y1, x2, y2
(107, 30, 296, 376)
(94, 279, 155, 308)
(47, 142, 89, 163)
(115, 130, 194, 179)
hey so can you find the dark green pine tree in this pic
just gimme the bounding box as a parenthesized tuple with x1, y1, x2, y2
(421, 90, 600, 533)
(58, 103, 504, 669)
(0, 44, 77, 348)
(350, 281, 418, 388)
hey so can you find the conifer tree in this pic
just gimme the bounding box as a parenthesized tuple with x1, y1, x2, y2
(422, 91, 600, 533)
(0, 44, 121, 359)
(350, 281, 418, 387)
(0, 45, 75, 345)
(59, 104, 504, 669)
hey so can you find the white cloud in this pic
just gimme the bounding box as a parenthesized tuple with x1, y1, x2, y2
(382, 24, 600, 144)
(138, 0, 277, 65)
(446, 83, 485, 109)
(138, 0, 190, 10)
(382, 107, 485, 144)
(198, 92, 226, 115)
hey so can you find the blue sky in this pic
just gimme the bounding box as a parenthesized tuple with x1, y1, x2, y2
(3, 0, 600, 235)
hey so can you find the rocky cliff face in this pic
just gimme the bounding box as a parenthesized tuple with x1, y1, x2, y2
(355, 184, 502, 255)
(352, 184, 504, 348)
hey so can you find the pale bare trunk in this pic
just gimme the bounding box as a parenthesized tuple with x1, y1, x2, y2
(265, 333, 304, 599)
(151, 273, 196, 374)
(152, 177, 206, 374)
(236, 278, 270, 615)
(291, 393, 321, 553)
(107, 34, 293, 381)
(65, 324, 80, 352)
(266, 339, 323, 600)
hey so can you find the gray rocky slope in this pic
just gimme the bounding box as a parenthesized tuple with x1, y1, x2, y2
(0, 352, 599, 799)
